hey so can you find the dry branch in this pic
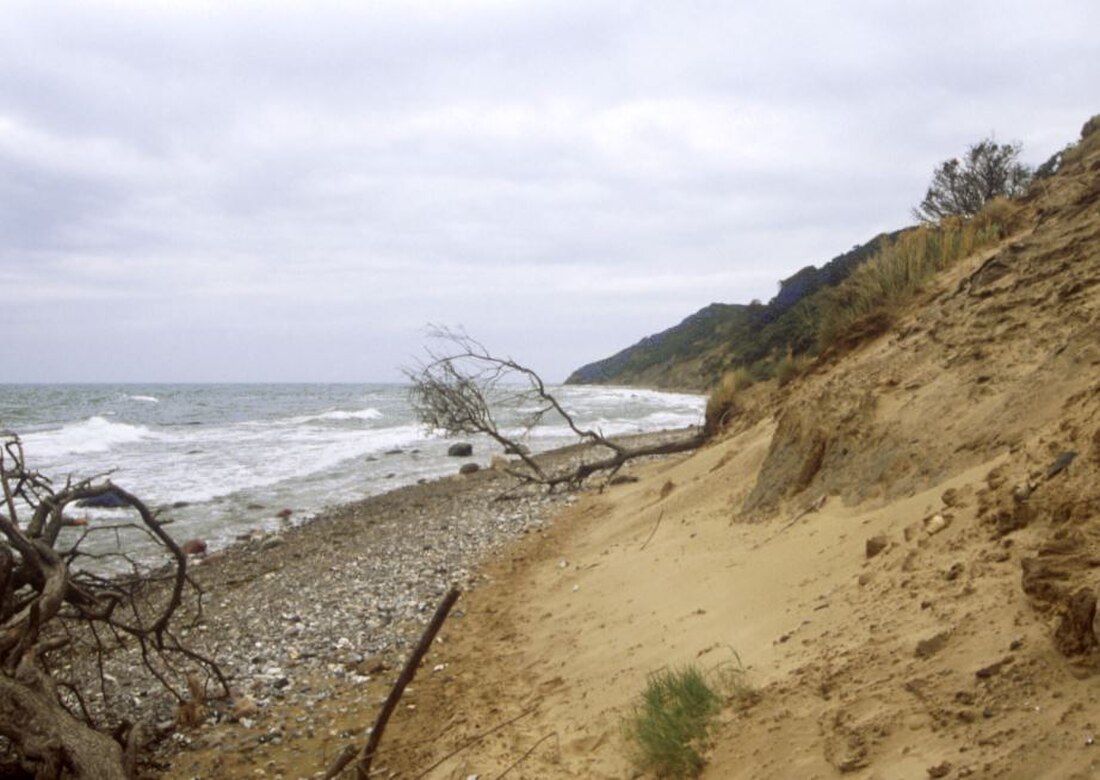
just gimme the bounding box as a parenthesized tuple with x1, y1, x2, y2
(406, 327, 703, 491)
(0, 431, 225, 778)
(324, 586, 461, 779)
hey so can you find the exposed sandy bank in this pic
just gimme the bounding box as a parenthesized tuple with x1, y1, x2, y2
(375, 130, 1100, 780)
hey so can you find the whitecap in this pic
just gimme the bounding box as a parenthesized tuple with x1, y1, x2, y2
(22, 416, 155, 459)
(127, 395, 159, 403)
(314, 408, 384, 422)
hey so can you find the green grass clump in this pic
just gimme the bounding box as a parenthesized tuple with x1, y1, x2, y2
(623, 666, 721, 778)
(818, 218, 1002, 351)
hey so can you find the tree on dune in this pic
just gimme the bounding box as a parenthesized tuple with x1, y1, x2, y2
(914, 138, 1032, 222)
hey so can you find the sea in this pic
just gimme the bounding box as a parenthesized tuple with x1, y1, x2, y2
(0, 383, 704, 555)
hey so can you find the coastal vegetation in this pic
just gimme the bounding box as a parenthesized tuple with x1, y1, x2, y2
(623, 665, 721, 778)
(912, 138, 1032, 222)
(566, 135, 1045, 395)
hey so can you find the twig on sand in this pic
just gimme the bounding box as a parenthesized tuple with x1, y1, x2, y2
(753, 494, 828, 549)
(640, 509, 665, 551)
(495, 732, 559, 779)
(323, 586, 461, 780)
(413, 706, 538, 779)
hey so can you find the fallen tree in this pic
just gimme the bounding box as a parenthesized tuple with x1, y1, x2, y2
(405, 328, 704, 491)
(0, 432, 225, 778)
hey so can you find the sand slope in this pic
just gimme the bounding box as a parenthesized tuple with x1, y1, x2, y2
(383, 128, 1100, 778)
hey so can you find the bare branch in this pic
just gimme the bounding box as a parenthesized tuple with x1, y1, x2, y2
(0, 431, 225, 777)
(405, 328, 701, 491)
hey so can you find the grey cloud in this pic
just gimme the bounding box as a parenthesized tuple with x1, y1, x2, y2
(1, 0, 1098, 382)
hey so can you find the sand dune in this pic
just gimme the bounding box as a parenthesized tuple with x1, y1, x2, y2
(381, 125, 1100, 779)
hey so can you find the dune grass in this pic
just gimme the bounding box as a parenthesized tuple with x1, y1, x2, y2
(623, 665, 722, 778)
(817, 212, 1007, 350)
(703, 368, 752, 438)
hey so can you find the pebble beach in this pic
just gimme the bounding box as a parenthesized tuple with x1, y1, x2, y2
(76, 431, 694, 778)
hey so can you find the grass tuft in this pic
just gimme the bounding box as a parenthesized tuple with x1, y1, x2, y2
(818, 219, 1002, 351)
(775, 351, 813, 388)
(623, 666, 722, 778)
(703, 369, 750, 438)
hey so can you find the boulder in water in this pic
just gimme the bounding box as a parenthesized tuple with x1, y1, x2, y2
(77, 490, 130, 509)
(448, 443, 473, 457)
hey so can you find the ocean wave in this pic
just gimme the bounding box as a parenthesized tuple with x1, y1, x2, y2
(22, 416, 155, 459)
(312, 408, 384, 422)
(126, 394, 159, 403)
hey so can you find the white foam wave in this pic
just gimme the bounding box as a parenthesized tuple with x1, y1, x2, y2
(127, 394, 159, 403)
(135, 423, 430, 504)
(312, 408, 384, 422)
(22, 416, 155, 459)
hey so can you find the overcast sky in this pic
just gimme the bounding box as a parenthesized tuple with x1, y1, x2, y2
(1, 0, 1096, 383)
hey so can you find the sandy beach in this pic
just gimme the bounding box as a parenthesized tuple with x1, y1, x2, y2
(134, 431, 693, 779)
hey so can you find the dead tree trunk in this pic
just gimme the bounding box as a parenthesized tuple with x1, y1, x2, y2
(405, 327, 703, 491)
(0, 433, 225, 778)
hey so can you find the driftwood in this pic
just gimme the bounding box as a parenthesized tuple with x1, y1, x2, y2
(412, 706, 537, 779)
(406, 327, 704, 492)
(324, 586, 461, 779)
(0, 432, 225, 778)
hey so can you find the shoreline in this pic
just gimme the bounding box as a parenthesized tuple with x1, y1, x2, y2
(126, 426, 701, 776)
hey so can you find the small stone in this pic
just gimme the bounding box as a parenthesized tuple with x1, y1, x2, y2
(1047, 451, 1077, 479)
(260, 535, 285, 551)
(925, 514, 949, 536)
(915, 631, 950, 659)
(232, 696, 258, 721)
(865, 535, 889, 559)
(459, 463, 480, 475)
(181, 538, 208, 556)
(976, 659, 1008, 678)
(945, 562, 964, 581)
(1012, 482, 1032, 503)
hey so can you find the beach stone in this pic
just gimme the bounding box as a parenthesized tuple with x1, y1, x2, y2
(232, 696, 259, 721)
(448, 443, 473, 457)
(181, 538, 208, 556)
(77, 490, 130, 509)
(459, 463, 480, 475)
(925, 514, 949, 536)
(865, 534, 888, 559)
(915, 631, 950, 658)
(1047, 451, 1077, 479)
(260, 535, 285, 551)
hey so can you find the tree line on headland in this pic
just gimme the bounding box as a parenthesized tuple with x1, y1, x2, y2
(566, 121, 1099, 395)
